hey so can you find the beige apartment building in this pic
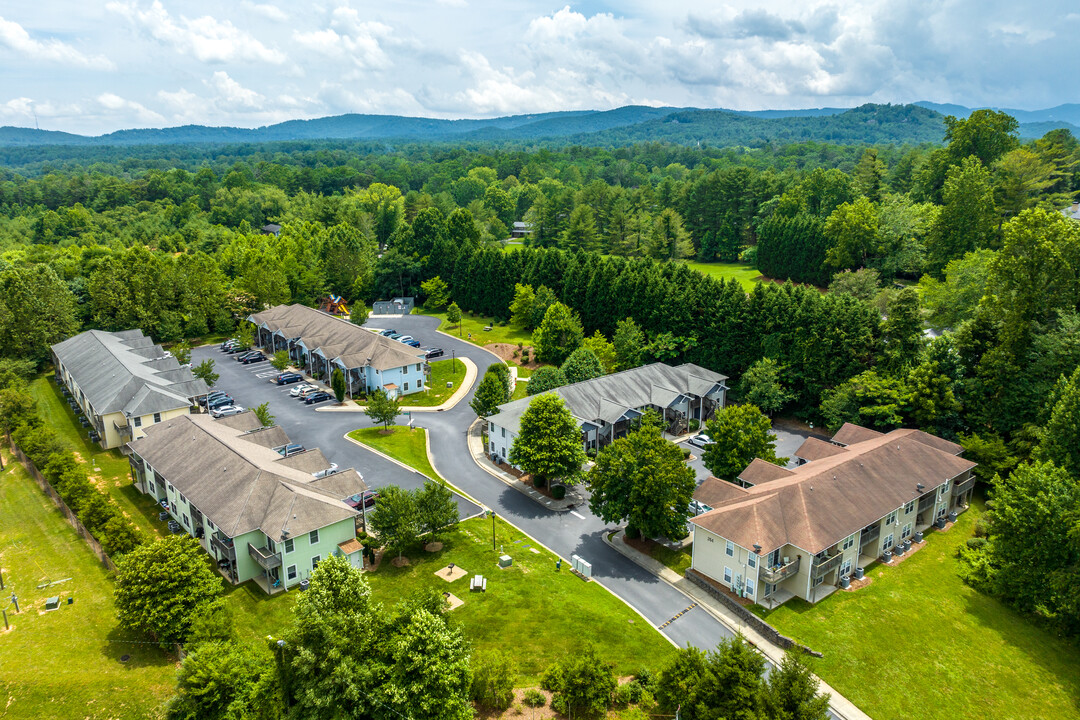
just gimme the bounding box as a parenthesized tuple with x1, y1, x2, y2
(689, 423, 976, 608)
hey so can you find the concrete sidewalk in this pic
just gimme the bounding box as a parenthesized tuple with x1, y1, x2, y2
(604, 530, 870, 720)
(316, 357, 478, 413)
(466, 417, 584, 513)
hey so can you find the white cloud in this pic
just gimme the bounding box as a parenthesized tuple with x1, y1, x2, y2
(435, 0, 467, 7)
(96, 92, 164, 122)
(106, 0, 285, 64)
(207, 71, 264, 108)
(240, 1, 288, 21)
(293, 7, 392, 70)
(0, 15, 114, 69)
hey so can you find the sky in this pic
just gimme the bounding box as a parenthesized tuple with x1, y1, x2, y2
(1, 1, 1077, 135)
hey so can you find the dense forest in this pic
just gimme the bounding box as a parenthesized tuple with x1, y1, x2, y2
(0, 108, 1079, 637)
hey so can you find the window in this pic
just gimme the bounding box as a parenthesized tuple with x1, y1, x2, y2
(842, 533, 855, 551)
(418, 379, 423, 388)
(901, 523, 912, 539)
(941, 480, 950, 496)
(166, 482, 174, 493)
(134, 416, 142, 428)
(725, 540, 734, 557)
(744, 578, 754, 596)
(490, 441, 495, 454)
(501, 427, 506, 438)
(182, 514, 190, 527)
(840, 559, 852, 577)
(748, 553, 757, 568)
(284, 538, 294, 554)
(309, 529, 319, 545)
(489, 422, 494, 433)
(179, 492, 187, 504)
(723, 566, 732, 584)
(311, 555, 321, 570)
(886, 511, 898, 526)
(904, 500, 915, 514)
(403, 365, 408, 374)
(403, 382, 409, 391)
(416, 363, 422, 371)
(811, 575, 825, 588)
(287, 565, 297, 581)
(883, 533, 894, 550)
(147, 481, 155, 493)
(936, 505, 947, 519)
(153, 412, 161, 423)
(207, 520, 215, 530)
(266, 536, 276, 553)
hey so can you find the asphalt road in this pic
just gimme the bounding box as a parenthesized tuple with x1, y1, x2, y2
(195, 316, 781, 653)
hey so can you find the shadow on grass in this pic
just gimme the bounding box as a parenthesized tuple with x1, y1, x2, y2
(103, 625, 177, 670)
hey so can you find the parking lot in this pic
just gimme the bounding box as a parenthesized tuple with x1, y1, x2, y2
(681, 424, 813, 484)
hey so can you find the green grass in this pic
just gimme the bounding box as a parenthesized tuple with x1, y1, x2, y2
(644, 541, 692, 576)
(681, 261, 763, 292)
(414, 308, 534, 348)
(510, 380, 529, 401)
(758, 500, 1080, 720)
(353, 358, 467, 408)
(28, 376, 167, 542)
(0, 449, 175, 719)
(365, 516, 673, 684)
(347, 426, 439, 480)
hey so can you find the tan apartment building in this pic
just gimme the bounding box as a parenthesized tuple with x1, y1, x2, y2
(689, 423, 976, 608)
(52, 329, 208, 450)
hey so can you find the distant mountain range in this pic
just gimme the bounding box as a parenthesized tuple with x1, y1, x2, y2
(1, 102, 1076, 149)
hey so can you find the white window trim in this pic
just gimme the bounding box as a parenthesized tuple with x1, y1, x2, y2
(723, 566, 732, 584)
(287, 564, 297, 580)
(725, 540, 734, 557)
(311, 555, 321, 570)
(284, 538, 294, 554)
(883, 533, 894, 550)
(309, 529, 320, 545)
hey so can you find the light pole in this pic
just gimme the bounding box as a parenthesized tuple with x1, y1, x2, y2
(489, 509, 496, 550)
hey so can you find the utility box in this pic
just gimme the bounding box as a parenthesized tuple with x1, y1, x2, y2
(45, 596, 60, 611)
(498, 554, 512, 568)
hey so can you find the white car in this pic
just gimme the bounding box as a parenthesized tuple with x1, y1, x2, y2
(687, 433, 713, 449)
(396, 335, 414, 344)
(211, 405, 245, 418)
(290, 383, 317, 397)
(312, 463, 340, 479)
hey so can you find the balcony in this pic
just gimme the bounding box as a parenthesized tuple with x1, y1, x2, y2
(917, 492, 937, 513)
(760, 556, 801, 584)
(248, 543, 282, 570)
(211, 532, 236, 559)
(811, 553, 843, 579)
(113, 421, 132, 439)
(953, 477, 975, 497)
(860, 524, 880, 548)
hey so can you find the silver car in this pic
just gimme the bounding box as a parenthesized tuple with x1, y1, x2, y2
(211, 405, 245, 418)
(687, 433, 713, 448)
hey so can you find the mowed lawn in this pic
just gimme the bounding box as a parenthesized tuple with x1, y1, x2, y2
(402, 358, 466, 407)
(365, 516, 674, 684)
(348, 426, 439, 480)
(0, 449, 176, 719)
(413, 308, 533, 348)
(759, 500, 1080, 720)
(27, 376, 167, 542)
(681, 261, 763, 292)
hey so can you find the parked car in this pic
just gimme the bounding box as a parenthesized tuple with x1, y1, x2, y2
(226, 344, 249, 354)
(220, 338, 237, 350)
(687, 433, 713, 448)
(275, 372, 304, 385)
(387, 333, 403, 340)
(201, 391, 229, 406)
(207, 395, 234, 409)
(687, 500, 713, 516)
(236, 350, 260, 362)
(312, 463, 340, 479)
(297, 385, 322, 399)
(304, 391, 332, 405)
(379, 329, 398, 337)
(276, 443, 305, 456)
(211, 405, 245, 417)
(290, 383, 318, 397)
(240, 353, 267, 365)
(345, 490, 378, 509)
(423, 347, 444, 359)
(403, 339, 422, 348)
(396, 335, 414, 344)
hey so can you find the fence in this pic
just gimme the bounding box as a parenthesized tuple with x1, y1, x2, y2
(8, 439, 117, 573)
(685, 568, 821, 657)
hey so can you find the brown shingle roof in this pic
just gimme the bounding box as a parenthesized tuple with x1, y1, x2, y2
(738, 458, 796, 486)
(831, 422, 883, 446)
(691, 429, 976, 555)
(694, 476, 750, 507)
(793, 437, 850, 462)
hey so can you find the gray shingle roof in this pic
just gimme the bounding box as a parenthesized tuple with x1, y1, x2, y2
(52, 329, 208, 416)
(250, 304, 423, 371)
(128, 413, 366, 540)
(489, 362, 728, 434)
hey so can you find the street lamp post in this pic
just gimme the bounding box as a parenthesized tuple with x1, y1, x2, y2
(489, 509, 496, 550)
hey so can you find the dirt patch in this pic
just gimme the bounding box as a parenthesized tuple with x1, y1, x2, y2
(484, 343, 542, 371)
(390, 556, 411, 568)
(72, 451, 85, 464)
(87, 475, 106, 491)
(425, 541, 444, 553)
(377, 429, 394, 435)
(477, 688, 557, 720)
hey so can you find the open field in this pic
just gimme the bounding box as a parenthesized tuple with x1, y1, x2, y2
(681, 261, 763, 292)
(0, 448, 175, 719)
(27, 376, 167, 542)
(758, 500, 1080, 720)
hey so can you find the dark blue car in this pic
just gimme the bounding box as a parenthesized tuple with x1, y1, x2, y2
(304, 391, 332, 405)
(276, 372, 303, 385)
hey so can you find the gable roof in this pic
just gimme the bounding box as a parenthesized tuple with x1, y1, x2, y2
(694, 476, 751, 507)
(128, 413, 365, 540)
(52, 329, 208, 416)
(793, 436, 850, 462)
(249, 304, 423, 371)
(488, 362, 728, 434)
(830, 422, 883, 446)
(691, 428, 976, 555)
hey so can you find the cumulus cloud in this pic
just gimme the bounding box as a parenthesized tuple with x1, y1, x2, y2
(97, 92, 164, 122)
(240, 1, 288, 21)
(293, 6, 392, 70)
(106, 0, 285, 64)
(0, 15, 114, 69)
(207, 71, 264, 107)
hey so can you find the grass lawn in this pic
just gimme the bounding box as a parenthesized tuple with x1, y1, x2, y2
(348, 426, 439, 480)
(510, 380, 529, 401)
(0, 448, 176, 719)
(414, 308, 533, 348)
(758, 500, 1080, 720)
(647, 542, 692, 576)
(27, 376, 167, 542)
(352, 358, 467, 408)
(681, 261, 763, 292)
(366, 516, 674, 684)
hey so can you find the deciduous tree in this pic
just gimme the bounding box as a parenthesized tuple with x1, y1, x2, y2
(509, 394, 587, 487)
(193, 359, 219, 388)
(532, 302, 584, 366)
(702, 405, 786, 481)
(560, 345, 605, 385)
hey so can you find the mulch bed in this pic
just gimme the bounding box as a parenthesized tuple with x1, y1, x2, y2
(484, 343, 542, 370)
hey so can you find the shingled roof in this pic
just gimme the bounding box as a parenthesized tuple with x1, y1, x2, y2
(691, 428, 975, 555)
(52, 329, 208, 417)
(249, 304, 423, 371)
(128, 413, 365, 540)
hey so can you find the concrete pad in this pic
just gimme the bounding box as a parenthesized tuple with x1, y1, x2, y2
(437, 564, 467, 582)
(443, 592, 464, 610)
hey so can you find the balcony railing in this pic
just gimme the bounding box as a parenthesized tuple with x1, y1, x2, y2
(860, 524, 880, 547)
(113, 421, 132, 438)
(953, 477, 975, 497)
(917, 492, 937, 513)
(211, 532, 236, 559)
(811, 553, 843, 579)
(248, 543, 283, 570)
(760, 556, 801, 584)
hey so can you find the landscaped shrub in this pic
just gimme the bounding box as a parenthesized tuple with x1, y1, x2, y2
(625, 526, 641, 540)
(966, 537, 988, 550)
(470, 649, 518, 710)
(541, 644, 617, 717)
(634, 667, 653, 688)
(689, 419, 700, 432)
(531, 475, 546, 489)
(612, 681, 642, 706)
(522, 689, 546, 708)
(551, 485, 566, 500)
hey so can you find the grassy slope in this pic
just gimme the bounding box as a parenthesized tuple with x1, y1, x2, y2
(409, 358, 467, 407)
(28, 376, 166, 542)
(681, 261, 763, 292)
(0, 450, 175, 719)
(760, 500, 1080, 720)
(413, 308, 533, 347)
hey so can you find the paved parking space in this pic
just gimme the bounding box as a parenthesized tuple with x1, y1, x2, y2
(680, 423, 813, 484)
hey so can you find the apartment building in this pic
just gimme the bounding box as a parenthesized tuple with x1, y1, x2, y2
(127, 411, 367, 594)
(689, 423, 976, 608)
(52, 329, 208, 450)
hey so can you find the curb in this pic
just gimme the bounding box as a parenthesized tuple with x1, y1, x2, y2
(315, 357, 479, 414)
